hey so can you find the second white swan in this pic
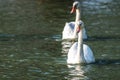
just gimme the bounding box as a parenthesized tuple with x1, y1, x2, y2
(67, 21, 95, 64)
(62, 1, 87, 40)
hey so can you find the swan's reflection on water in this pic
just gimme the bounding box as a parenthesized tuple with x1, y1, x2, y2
(67, 64, 91, 80)
(61, 39, 76, 54)
(62, 39, 92, 80)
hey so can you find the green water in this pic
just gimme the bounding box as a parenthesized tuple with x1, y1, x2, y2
(0, 0, 120, 80)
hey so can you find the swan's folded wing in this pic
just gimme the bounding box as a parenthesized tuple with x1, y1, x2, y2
(83, 44, 95, 63)
(62, 22, 75, 39)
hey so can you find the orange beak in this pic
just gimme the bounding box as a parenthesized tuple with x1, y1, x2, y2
(77, 26, 81, 33)
(70, 6, 76, 14)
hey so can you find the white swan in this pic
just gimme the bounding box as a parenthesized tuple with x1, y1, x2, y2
(62, 1, 87, 40)
(67, 21, 95, 64)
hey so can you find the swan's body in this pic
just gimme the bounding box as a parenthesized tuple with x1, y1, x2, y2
(67, 21, 95, 64)
(62, 21, 87, 40)
(67, 42, 95, 64)
(62, 1, 87, 40)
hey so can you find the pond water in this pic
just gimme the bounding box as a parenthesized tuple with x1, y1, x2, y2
(0, 0, 120, 80)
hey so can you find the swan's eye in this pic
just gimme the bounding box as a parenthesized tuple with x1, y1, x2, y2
(73, 1, 79, 8)
(78, 22, 82, 26)
(80, 23, 82, 26)
(74, 4, 78, 8)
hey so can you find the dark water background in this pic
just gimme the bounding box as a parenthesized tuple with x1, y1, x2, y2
(0, 0, 120, 80)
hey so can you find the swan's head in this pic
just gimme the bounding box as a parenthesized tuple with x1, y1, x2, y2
(70, 1, 80, 13)
(76, 20, 84, 33)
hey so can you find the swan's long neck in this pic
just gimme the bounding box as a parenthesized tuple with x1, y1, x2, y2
(75, 9, 81, 22)
(73, 9, 81, 38)
(77, 28, 86, 63)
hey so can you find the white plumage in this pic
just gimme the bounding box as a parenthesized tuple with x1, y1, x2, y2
(67, 43, 95, 64)
(67, 21, 95, 64)
(62, 21, 87, 40)
(62, 1, 87, 40)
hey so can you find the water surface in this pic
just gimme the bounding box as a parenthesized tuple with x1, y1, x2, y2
(0, 0, 120, 80)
